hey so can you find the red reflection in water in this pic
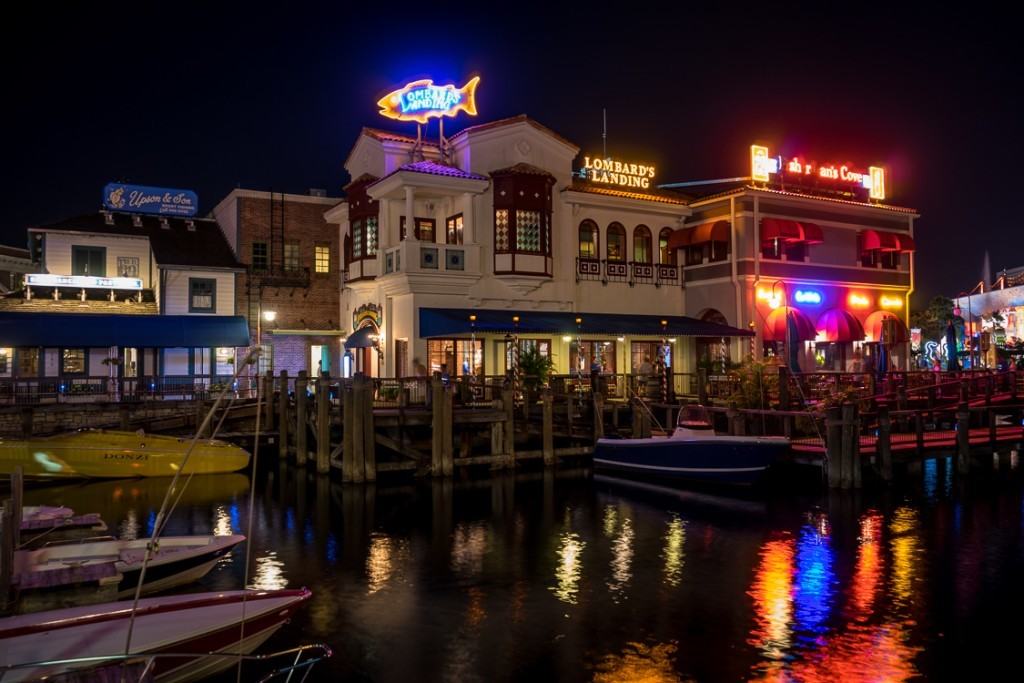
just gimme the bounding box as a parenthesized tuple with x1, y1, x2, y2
(850, 511, 883, 620)
(747, 537, 795, 662)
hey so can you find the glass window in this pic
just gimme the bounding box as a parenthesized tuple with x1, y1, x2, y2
(62, 348, 86, 375)
(284, 241, 300, 271)
(400, 217, 435, 243)
(784, 242, 806, 261)
(516, 210, 542, 252)
(16, 348, 38, 377)
(569, 340, 617, 375)
(607, 223, 626, 262)
(315, 244, 330, 273)
(710, 241, 730, 262)
(117, 256, 140, 278)
(215, 347, 235, 375)
(579, 220, 598, 258)
(659, 228, 675, 265)
(495, 209, 510, 251)
(352, 220, 364, 259)
(0, 348, 9, 374)
(631, 341, 662, 373)
(633, 225, 652, 263)
(252, 242, 268, 271)
(446, 214, 464, 245)
(761, 239, 782, 260)
(686, 245, 704, 266)
(427, 339, 483, 376)
(189, 278, 216, 312)
(71, 246, 106, 276)
(881, 251, 900, 269)
(367, 217, 379, 254)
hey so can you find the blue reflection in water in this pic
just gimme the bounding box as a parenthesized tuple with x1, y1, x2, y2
(326, 533, 338, 563)
(145, 510, 157, 536)
(304, 520, 315, 546)
(286, 508, 296, 533)
(923, 458, 938, 501)
(230, 503, 241, 531)
(944, 455, 954, 497)
(793, 523, 835, 639)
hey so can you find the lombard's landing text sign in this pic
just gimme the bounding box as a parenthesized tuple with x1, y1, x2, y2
(103, 183, 199, 217)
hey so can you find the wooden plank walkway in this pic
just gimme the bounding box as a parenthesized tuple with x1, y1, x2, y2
(792, 425, 1024, 456)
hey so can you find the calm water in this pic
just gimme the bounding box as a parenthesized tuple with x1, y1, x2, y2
(23, 455, 1024, 682)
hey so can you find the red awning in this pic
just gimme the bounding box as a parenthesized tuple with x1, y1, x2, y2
(690, 220, 730, 244)
(763, 306, 817, 342)
(893, 233, 915, 252)
(761, 218, 803, 243)
(800, 222, 824, 245)
(864, 310, 909, 343)
(666, 228, 693, 250)
(861, 229, 900, 252)
(816, 309, 866, 342)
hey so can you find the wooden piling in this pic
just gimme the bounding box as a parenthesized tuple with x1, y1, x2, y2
(840, 403, 855, 489)
(295, 371, 308, 467)
(11, 466, 23, 549)
(317, 373, 332, 475)
(1, 503, 13, 612)
(431, 376, 444, 476)
(20, 407, 33, 437)
(542, 388, 554, 466)
(502, 386, 515, 468)
(878, 405, 893, 483)
(778, 366, 790, 409)
(441, 383, 453, 477)
(593, 393, 605, 442)
(361, 375, 376, 481)
(350, 375, 365, 483)
(956, 402, 971, 475)
(263, 370, 274, 431)
(119, 405, 131, 431)
(697, 367, 708, 405)
(341, 379, 355, 482)
(850, 403, 862, 489)
(826, 406, 842, 488)
(566, 397, 575, 437)
(278, 370, 289, 462)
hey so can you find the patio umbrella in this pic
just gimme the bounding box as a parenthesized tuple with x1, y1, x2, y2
(945, 321, 960, 371)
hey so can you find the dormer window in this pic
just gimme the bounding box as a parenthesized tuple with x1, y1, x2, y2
(345, 176, 380, 266)
(492, 164, 554, 276)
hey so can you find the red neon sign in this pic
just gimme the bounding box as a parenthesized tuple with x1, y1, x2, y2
(752, 145, 886, 200)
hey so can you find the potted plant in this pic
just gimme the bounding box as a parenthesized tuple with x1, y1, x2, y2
(519, 345, 554, 405)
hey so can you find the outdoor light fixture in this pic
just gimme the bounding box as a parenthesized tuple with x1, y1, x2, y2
(562, 335, 572, 342)
(512, 315, 520, 323)
(668, 338, 677, 343)
(617, 336, 625, 342)
(469, 314, 477, 322)
(575, 317, 582, 324)
(263, 310, 277, 322)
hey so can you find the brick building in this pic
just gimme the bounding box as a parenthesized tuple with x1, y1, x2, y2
(213, 189, 343, 376)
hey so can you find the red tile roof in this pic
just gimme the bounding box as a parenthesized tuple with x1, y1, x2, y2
(360, 127, 439, 147)
(398, 160, 488, 180)
(490, 162, 555, 178)
(687, 183, 918, 214)
(564, 180, 689, 206)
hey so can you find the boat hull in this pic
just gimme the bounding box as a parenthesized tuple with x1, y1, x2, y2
(593, 436, 789, 485)
(0, 430, 250, 478)
(0, 588, 310, 683)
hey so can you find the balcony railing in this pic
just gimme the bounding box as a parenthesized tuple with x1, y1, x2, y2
(576, 258, 679, 286)
(0, 375, 250, 405)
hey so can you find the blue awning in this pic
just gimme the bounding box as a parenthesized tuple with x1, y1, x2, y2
(0, 313, 250, 348)
(419, 308, 753, 338)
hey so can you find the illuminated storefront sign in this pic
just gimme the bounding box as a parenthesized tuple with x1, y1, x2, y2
(756, 286, 783, 309)
(794, 289, 822, 305)
(26, 274, 143, 290)
(749, 144, 886, 200)
(879, 295, 903, 309)
(103, 183, 198, 217)
(581, 157, 655, 189)
(848, 293, 871, 308)
(377, 76, 480, 124)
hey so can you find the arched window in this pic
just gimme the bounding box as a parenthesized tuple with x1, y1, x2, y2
(606, 223, 626, 262)
(578, 220, 598, 259)
(633, 225, 652, 263)
(659, 227, 675, 265)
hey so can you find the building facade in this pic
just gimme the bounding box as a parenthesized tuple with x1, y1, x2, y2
(213, 189, 343, 377)
(0, 210, 248, 398)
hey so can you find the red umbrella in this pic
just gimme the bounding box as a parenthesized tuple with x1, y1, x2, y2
(816, 309, 866, 342)
(764, 306, 816, 342)
(863, 310, 908, 343)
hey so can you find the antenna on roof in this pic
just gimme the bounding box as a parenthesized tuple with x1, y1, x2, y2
(602, 108, 607, 159)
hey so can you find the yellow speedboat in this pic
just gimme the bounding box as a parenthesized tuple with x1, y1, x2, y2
(0, 429, 250, 478)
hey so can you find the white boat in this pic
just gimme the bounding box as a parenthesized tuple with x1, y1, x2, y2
(13, 534, 245, 598)
(0, 588, 311, 682)
(593, 405, 790, 485)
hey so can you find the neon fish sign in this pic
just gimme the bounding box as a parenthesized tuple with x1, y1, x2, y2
(377, 77, 480, 124)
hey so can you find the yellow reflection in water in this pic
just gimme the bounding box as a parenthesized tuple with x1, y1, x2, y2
(249, 551, 287, 590)
(603, 505, 618, 538)
(662, 515, 686, 588)
(213, 505, 233, 537)
(119, 508, 139, 541)
(451, 523, 489, 577)
(593, 641, 681, 683)
(553, 532, 585, 605)
(747, 537, 794, 661)
(366, 534, 409, 595)
(607, 517, 634, 600)
(889, 507, 920, 609)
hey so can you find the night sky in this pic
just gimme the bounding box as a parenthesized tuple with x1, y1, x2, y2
(6, 3, 1023, 305)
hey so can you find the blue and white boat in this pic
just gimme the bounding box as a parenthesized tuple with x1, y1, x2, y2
(593, 405, 789, 485)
